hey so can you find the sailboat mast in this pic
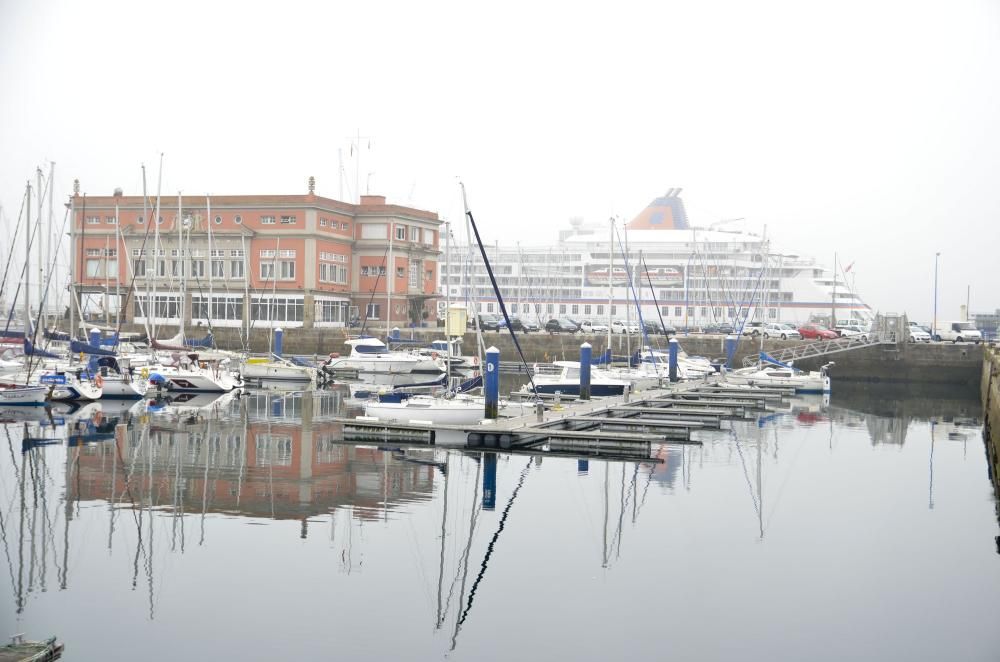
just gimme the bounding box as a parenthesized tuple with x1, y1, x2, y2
(114, 193, 120, 327)
(152, 157, 163, 338)
(69, 182, 76, 341)
(459, 183, 484, 366)
(36, 168, 44, 333)
(24, 181, 30, 338)
(207, 195, 213, 327)
(444, 220, 451, 384)
(47, 163, 54, 331)
(607, 217, 613, 353)
(386, 219, 393, 336)
(177, 191, 185, 339)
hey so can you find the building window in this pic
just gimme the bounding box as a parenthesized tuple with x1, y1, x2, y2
(172, 260, 185, 277)
(106, 216, 117, 224)
(511, 304, 518, 314)
(411, 227, 421, 243)
(214, 215, 222, 225)
(611, 305, 617, 315)
(584, 305, 592, 315)
(318, 300, 349, 323)
(486, 303, 494, 313)
(727, 307, 736, 317)
(86, 216, 100, 225)
(230, 260, 244, 279)
(261, 263, 274, 280)
(342, 222, 350, 231)
(190, 260, 206, 278)
(366, 303, 380, 319)
(211, 260, 225, 278)
(157, 216, 164, 224)
(320, 218, 328, 227)
(395, 225, 406, 241)
(235, 215, 242, 224)
(280, 215, 296, 225)
(571, 305, 579, 315)
(251, 296, 304, 322)
(134, 259, 145, 277)
(137, 215, 145, 224)
(700, 307, 708, 316)
(360, 266, 369, 277)
(768, 308, 777, 319)
(559, 304, 567, 314)
(423, 230, 435, 245)
(192, 295, 243, 321)
(396, 266, 405, 278)
(425, 270, 433, 281)
(661, 306, 670, 316)
(261, 215, 275, 224)
(409, 262, 420, 288)
(596, 305, 604, 316)
(547, 304, 554, 314)
(674, 307, 682, 317)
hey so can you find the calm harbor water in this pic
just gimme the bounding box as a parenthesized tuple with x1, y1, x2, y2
(1, 384, 998, 661)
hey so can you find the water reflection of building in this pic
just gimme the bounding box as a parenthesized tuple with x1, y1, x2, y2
(68, 391, 436, 534)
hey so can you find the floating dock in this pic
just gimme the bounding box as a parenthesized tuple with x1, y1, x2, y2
(336, 377, 797, 462)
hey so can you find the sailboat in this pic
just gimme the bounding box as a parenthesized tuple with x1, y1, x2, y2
(324, 337, 443, 374)
(723, 353, 833, 394)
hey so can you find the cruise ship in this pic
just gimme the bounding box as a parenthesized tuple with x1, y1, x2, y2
(439, 190, 871, 329)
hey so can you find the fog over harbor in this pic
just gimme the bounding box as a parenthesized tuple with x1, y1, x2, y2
(1, 0, 998, 321)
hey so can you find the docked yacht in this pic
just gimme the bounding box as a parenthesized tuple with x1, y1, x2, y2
(324, 338, 443, 375)
(364, 393, 529, 425)
(524, 361, 631, 397)
(148, 356, 242, 393)
(0, 383, 48, 406)
(723, 356, 832, 394)
(241, 356, 318, 384)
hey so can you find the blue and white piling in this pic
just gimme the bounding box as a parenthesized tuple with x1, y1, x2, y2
(579, 342, 592, 400)
(485, 346, 500, 419)
(668, 337, 679, 383)
(274, 327, 284, 357)
(724, 334, 738, 369)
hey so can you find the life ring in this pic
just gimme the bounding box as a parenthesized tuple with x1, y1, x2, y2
(95, 374, 104, 388)
(472, 356, 479, 366)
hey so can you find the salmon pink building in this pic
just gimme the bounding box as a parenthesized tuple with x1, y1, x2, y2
(69, 178, 442, 330)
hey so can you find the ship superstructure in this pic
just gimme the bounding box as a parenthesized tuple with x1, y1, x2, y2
(440, 191, 870, 329)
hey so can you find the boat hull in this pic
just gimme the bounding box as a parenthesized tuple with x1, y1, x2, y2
(100, 376, 148, 399)
(242, 363, 316, 383)
(0, 385, 48, 406)
(326, 357, 442, 374)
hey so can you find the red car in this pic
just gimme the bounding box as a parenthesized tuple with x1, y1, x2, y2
(798, 323, 838, 340)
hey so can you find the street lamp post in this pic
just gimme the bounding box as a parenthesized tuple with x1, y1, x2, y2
(933, 252, 941, 339)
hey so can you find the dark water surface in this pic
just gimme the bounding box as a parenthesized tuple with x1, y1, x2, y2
(1, 385, 998, 661)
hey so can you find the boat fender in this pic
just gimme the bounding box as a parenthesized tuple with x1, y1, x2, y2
(329, 352, 340, 359)
(472, 356, 479, 366)
(95, 374, 104, 388)
(432, 352, 439, 359)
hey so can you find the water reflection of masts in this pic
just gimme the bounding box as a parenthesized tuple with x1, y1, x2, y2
(435, 453, 450, 630)
(441, 454, 482, 635)
(451, 457, 532, 651)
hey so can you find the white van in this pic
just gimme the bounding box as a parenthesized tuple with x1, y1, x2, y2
(935, 321, 982, 343)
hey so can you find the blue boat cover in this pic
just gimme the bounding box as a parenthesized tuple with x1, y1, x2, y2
(24, 339, 60, 358)
(758, 352, 799, 371)
(187, 333, 214, 348)
(70, 340, 116, 357)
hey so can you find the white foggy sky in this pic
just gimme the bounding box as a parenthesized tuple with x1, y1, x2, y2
(1, 0, 998, 322)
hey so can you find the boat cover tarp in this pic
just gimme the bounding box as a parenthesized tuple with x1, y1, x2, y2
(758, 352, 799, 371)
(24, 339, 61, 358)
(591, 348, 613, 365)
(70, 340, 116, 357)
(187, 333, 214, 348)
(457, 375, 482, 393)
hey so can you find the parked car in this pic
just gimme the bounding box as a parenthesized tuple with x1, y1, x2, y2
(934, 321, 982, 343)
(837, 327, 869, 341)
(703, 323, 735, 335)
(545, 318, 579, 334)
(499, 315, 539, 333)
(798, 323, 838, 340)
(834, 319, 871, 337)
(467, 313, 501, 331)
(642, 320, 677, 336)
(565, 317, 585, 331)
(762, 323, 801, 340)
(579, 320, 609, 334)
(909, 328, 931, 342)
(742, 322, 765, 337)
(611, 319, 640, 334)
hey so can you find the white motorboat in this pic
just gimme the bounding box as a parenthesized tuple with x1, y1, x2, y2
(241, 356, 317, 384)
(523, 361, 631, 396)
(364, 393, 528, 425)
(325, 338, 443, 374)
(149, 358, 242, 393)
(723, 361, 832, 394)
(0, 384, 48, 406)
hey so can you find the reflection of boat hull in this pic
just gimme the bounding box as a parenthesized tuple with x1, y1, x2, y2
(326, 356, 442, 374)
(152, 369, 241, 393)
(365, 395, 527, 424)
(242, 362, 316, 383)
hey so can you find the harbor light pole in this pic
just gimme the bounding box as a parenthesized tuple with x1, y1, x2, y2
(933, 252, 940, 339)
